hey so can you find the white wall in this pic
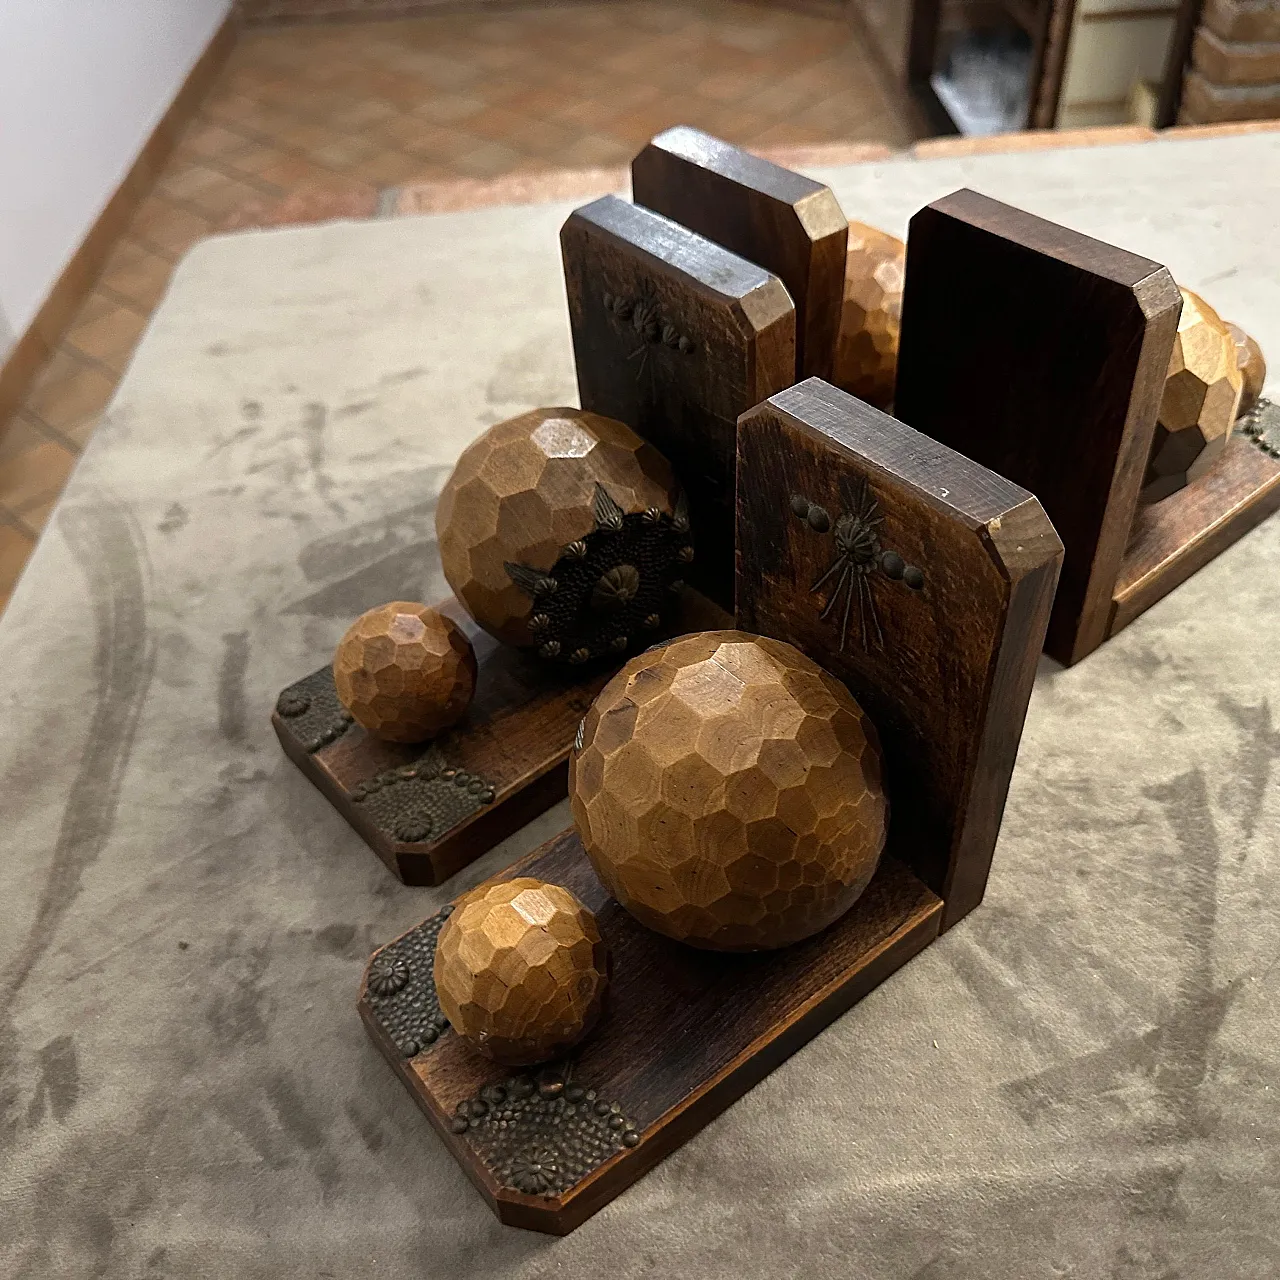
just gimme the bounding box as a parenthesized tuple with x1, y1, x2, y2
(0, 0, 232, 361)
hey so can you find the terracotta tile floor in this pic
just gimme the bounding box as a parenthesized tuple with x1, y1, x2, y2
(0, 0, 920, 613)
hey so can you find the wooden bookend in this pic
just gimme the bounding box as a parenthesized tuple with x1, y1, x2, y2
(894, 188, 1280, 665)
(630, 125, 848, 382)
(737, 378, 1063, 929)
(358, 379, 1059, 1233)
(561, 194, 795, 609)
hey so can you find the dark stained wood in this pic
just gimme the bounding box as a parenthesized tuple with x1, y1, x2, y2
(893, 188, 1180, 666)
(274, 592, 731, 884)
(561, 194, 796, 609)
(736, 378, 1063, 929)
(1030, 0, 1082, 128)
(1156, 0, 1205, 128)
(359, 829, 942, 1234)
(1111, 433, 1280, 633)
(630, 126, 848, 382)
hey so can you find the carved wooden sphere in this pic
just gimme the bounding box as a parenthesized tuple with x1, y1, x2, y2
(436, 407, 688, 663)
(1142, 288, 1244, 503)
(832, 221, 905, 411)
(333, 602, 476, 742)
(434, 878, 609, 1065)
(1227, 320, 1266, 418)
(570, 631, 888, 951)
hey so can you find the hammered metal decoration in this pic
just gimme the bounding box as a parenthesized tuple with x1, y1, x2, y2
(364, 908, 453, 1057)
(275, 667, 354, 753)
(448, 1064, 641, 1198)
(792, 481, 923, 651)
(275, 667, 495, 846)
(1237, 397, 1280, 461)
(504, 484, 691, 666)
(350, 750, 495, 845)
(602, 286, 696, 380)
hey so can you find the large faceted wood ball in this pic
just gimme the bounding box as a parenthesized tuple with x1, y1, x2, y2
(434, 878, 609, 1066)
(333, 602, 476, 742)
(569, 631, 888, 952)
(436, 408, 687, 662)
(1227, 321, 1266, 418)
(1142, 289, 1244, 503)
(832, 221, 905, 411)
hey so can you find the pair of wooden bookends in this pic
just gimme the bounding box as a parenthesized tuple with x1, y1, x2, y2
(271, 127, 1277, 1233)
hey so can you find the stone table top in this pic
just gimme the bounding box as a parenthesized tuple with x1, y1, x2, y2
(2, 131, 1278, 1279)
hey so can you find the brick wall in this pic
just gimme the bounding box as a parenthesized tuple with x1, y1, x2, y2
(1180, 0, 1280, 123)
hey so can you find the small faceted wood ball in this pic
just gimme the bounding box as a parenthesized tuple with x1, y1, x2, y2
(434, 878, 609, 1065)
(1142, 288, 1244, 503)
(436, 407, 688, 663)
(1227, 320, 1266, 418)
(333, 602, 476, 743)
(832, 221, 905, 411)
(570, 631, 888, 952)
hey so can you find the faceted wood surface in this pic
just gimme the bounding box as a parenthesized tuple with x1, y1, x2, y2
(436, 407, 679, 653)
(737, 379, 1063, 929)
(1142, 288, 1244, 503)
(570, 630, 888, 951)
(333, 601, 476, 743)
(630, 125, 848, 382)
(832, 221, 905, 411)
(434, 878, 608, 1066)
(1228, 320, 1267, 417)
(894, 188, 1180, 666)
(561, 194, 795, 609)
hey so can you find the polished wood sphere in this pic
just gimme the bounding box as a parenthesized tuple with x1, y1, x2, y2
(434, 878, 609, 1065)
(569, 631, 888, 952)
(1142, 288, 1244, 503)
(333, 602, 476, 742)
(436, 408, 685, 661)
(1227, 320, 1266, 418)
(832, 221, 905, 411)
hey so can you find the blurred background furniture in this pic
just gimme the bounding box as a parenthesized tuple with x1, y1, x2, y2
(888, 0, 1254, 133)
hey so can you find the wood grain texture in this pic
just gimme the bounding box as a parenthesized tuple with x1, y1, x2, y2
(434, 878, 608, 1066)
(333, 601, 476, 740)
(630, 126, 848, 382)
(893, 188, 1180, 666)
(561, 195, 796, 609)
(736, 378, 1063, 929)
(832, 220, 905, 410)
(359, 829, 942, 1234)
(274, 593, 730, 884)
(1112, 433, 1280, 633)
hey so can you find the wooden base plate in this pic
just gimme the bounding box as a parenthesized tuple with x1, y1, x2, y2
(1111, 420, 1280, 635)
(273, 597, 612, 884)
(273, 594, 729, 884)
(358, 828, 942, 1234)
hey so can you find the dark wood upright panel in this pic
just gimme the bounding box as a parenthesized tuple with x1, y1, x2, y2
(893, 189, 1180, 666)
(737, 379, 1064, 928)
(562, 195, 795, 609)
(630, 125, 848, 381)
